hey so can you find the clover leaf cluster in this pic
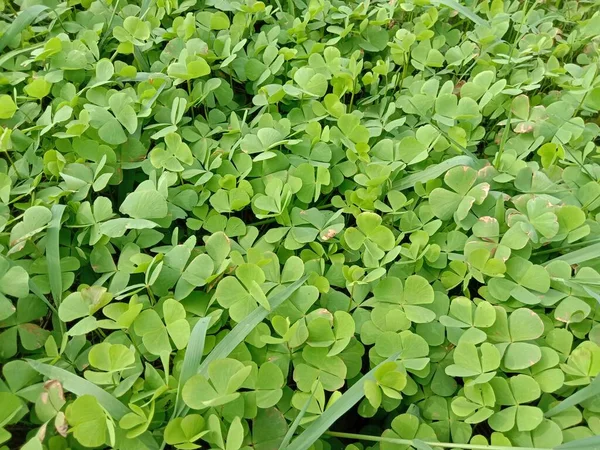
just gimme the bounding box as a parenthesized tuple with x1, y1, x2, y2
(0, 1, 599, 450)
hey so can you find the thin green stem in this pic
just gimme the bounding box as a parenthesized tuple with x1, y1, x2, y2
(349, 87, 355, 111)
(324, 432, 551, 450)
(251, 217, 277, 226)
(99, 0, 121, 51)
(2, 149, 16, 174)
(51, 6, 66, 32)
(5, 2, 17, 14)
(573, 90, 589, 117)
(505, 0, 537, 70)
(532, 237, 600, 256)
(347, 284, 355, 312)
(494, 107, 512, 169)
(146, 286, 156, 305)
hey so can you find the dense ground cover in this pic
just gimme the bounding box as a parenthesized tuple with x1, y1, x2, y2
(0, 0, 600, 449)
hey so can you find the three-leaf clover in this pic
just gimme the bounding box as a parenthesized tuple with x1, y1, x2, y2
(0, 296, 49, 359)
(216, 263, 268, 321)
(133, 299, 190, 356)
(488, 375, 543, 432)
(65, 395, 113, 448)
(486, 307, 545, 370)
(364, 275, 436, 324)
(344, 212, 395, 268)
(429, 166, 490, 227)
(182, 359, 251, 409)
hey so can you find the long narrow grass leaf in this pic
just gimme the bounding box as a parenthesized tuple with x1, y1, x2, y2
(393, 156, 476, 190)
(280, 387, 315, 449)
(173, 316, 211, 416)
(26, 360, 159, 449)
(0, 5, 49, 53)
(581, 285, 600, 306)
(27, 359, 129, 418)
(545, 242, 600, 266)
(544, 376, 600, 418)
(0, 42, 44, 67)
(140, 0, 152, 18)
(286, 352, 400, 450)
(198, 275, 308, 375)
(555, 435, 600, 450)
(324, 431, 546, 450)
(430, 0, 489, 28)
(133, 47, 150, 72)
(176, 275, 308, 419)
(4, 256, 58, 314)
(31, 279, 58, 314)
(405, 103, 477, 162)
(47, 205, 66, 306)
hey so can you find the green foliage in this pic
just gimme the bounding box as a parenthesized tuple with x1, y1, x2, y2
(1, 0, 600, 449)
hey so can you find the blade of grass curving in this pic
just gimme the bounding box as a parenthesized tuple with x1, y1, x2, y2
(27, 359, 129, 417)
(392, 155, 476, 191)
(544, 242, 600, 266)
(495, 108, 512, 169)
(323, 431, 544, 450)
(286, 352, 400, 450)
(280, 387, 316, 449)
(119, 72, 170, 83)
(98, 0, 121, 50)
(544, 376, 600, 418)
(47, 205, 66, 307)
(173, 316, 211, 416)
(581, 286, 600, 307)
(27, 360, 159, 449)
(198, 275, 308, 374)
(140, 0, 152, 19)
(0, 42, 44, 67)
(133, 46, 150, 72)
(430, 0, 489, 28)
(175, 275, 308, 421)
(29, 280, 58, 314)
(555, 435, 600, 450)
(432, 123, 477, 161)
(532, 238, 600, 257)
(413, 439, 435, 450)
(404, 97, 477, 162)
(4, 257, 58, 314)
(0, 5, 49, 53)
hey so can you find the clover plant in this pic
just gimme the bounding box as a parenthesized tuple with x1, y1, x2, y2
(0, 1, 599, 450)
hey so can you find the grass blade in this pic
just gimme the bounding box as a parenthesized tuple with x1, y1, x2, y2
(27, 359, 129, 418)
(323, 431, 545, 450)
(286, 352, 400, 450)
(581, 285, 600, 306)
(280, 387, 315, 449)
(0, 42, 44, 67)
(404, 101, 477, 162)
(198, 275, 308, 374)
(556, 435, 600, 450)
(544, 242, 600, 266)
(176, 275, 308, 420)
(430, 0, 489, 28)
(3, 257, 58, 314)
(29, 280, 58, 314)
(0, 5, 49, 53)
(173, 316, 211, 416)
(133, 46, 150, 72)
(47, 205, 66, 307)
(140, 0, 152, 18)
(544, 376, 600, 418)
(26, 360, 159, 449)
(392, 155, 476, 191)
